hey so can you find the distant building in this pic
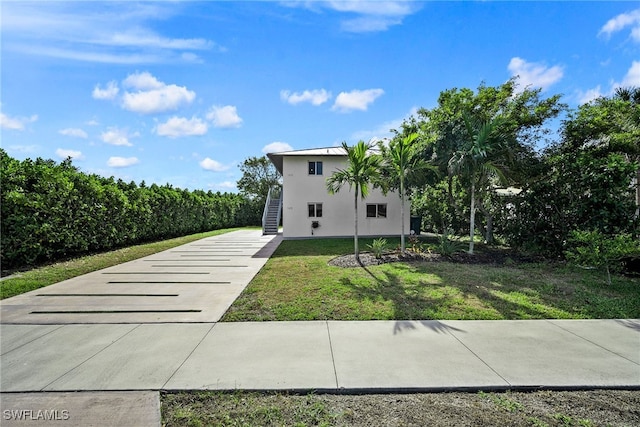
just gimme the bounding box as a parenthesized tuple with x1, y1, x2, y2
(267, 147, 410, 239)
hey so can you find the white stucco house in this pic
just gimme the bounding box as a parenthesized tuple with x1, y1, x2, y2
(266, 146, 410, 239)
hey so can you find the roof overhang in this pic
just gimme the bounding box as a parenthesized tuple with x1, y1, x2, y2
(267, 147, 347, 175)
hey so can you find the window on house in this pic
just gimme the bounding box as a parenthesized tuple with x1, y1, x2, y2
(308, 161, 323, 175)
(308, 203, 323, 217)
(366, 204, 387, 218)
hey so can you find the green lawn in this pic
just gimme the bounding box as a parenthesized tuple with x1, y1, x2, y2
(223, 238, 640, 321)
(0, 227, 245, 299)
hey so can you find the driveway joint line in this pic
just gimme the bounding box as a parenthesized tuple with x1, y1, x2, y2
(545, 319, 640, 366)
(444, 325, 512, 387)
(41, 323, 142, 391)
(161, 322, 218, 389)
(0, 324, 66, 356)
(325, 321, 340, 389)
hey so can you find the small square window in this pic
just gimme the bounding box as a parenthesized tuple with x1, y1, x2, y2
(308, 161, 323, 175)
(308, 203, 323, 217)
(366, 204, 387, 218)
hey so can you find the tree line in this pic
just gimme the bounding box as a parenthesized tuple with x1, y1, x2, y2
(323, 79, 639, 269)
(1, 150, 262, 269)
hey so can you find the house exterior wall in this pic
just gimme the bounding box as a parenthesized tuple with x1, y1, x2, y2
(281, 154, 410, 239)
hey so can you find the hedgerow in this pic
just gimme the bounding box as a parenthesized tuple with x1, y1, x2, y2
(1, 150, 261, 269)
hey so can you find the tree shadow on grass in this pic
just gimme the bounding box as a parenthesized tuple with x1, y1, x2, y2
(342, 265, 466, 335)
(342, 261, 629, 323)
(406, 261, 640, 320)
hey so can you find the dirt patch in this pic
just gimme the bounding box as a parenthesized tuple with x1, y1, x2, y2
(328, 248, 539, 268)
(162, 389, 640, 427)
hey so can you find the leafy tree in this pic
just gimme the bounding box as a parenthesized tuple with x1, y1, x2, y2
(562, 88, 640, 219)
(379, 132, 436, 252)
(236, 156, 281, 205)
(566, 230, 640, 285)
(411, 79, 565, 238)
(326, 141, 381, 262)
(448, 113, 511, 254)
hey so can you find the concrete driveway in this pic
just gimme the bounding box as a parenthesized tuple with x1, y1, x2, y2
(0, 229, 281, 324)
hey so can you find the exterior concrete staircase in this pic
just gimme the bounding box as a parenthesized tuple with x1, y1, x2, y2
(262, 188, 282, 235)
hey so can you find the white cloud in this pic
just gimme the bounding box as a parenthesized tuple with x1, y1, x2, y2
(620, 60, 640, 87)
(121, 71, 196, 114)
(55, 148, 84, 160)
(156, 116, 208, 138)
(577, 86, 604, 105)
(599, 9, 640, 42)
(212, 181, 236, 190)
(107, 156, 139, 168)
(206, 105, 243, 128)
(105, 29, 214, 50)
(579, 61, 640, 104)
(351, 107, 418, 142)
(199, 157, 231, 172)
(289, 1, 421, 33)
(280, 89, 331, 106)
(262, 142, 293, 154)
(92, 81, 119, 100)
(59, 128, 88, 138)
(332, 88, 384, 112)
(0, 112, 37, 130)
(508, 57, 564, 92)
(101, 127, 135, 146)
(1, 2, 223, 64)
(123, 71, 163, 90)
(7, 145, 39, 154)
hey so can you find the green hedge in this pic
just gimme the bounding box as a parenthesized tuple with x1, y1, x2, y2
(1, 150, 261, 269)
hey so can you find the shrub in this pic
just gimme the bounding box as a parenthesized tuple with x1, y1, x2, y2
(565, 230, 640, 285)
(0, 150, 260, 269)
(367, 238, 388, 259)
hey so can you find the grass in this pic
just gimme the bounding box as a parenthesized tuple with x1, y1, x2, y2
(161, 390, 640, 427)
(222, 237, 640, 321)
(0, 227, 245, 299)
(162, 391, 342, 427)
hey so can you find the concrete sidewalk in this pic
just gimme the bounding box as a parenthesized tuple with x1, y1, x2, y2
(2, 319, 638, 393)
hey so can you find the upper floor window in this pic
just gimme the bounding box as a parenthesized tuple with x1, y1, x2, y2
(308, 203, 323, 217)
(366, 204, 387, 218)
(308, 161, 323, 175)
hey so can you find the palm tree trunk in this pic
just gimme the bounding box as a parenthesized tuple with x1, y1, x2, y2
(469, 180, 475, 254)
(400, 178, 406, 252)
(635, 168, 639, 220)
(354, 189, 360, 261)
(478, 199, 494, 244)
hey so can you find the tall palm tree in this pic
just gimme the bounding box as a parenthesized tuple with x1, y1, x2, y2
(379, 132, 436, 252)
(448, 113, 510, 254)
(327, 141, 381, 262)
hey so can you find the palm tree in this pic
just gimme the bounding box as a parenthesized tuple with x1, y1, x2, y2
(379, 132, 436, 252)
(448, 113, 510, 254)
(327, 141, 381, 262)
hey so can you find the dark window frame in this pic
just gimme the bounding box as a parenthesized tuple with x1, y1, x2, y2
(366, 203, 387, 218)
(308, 202, 323, 217)
(308, 161, 323, 175)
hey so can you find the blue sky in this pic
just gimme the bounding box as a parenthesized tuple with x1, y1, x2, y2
(2, 1, 639, 192)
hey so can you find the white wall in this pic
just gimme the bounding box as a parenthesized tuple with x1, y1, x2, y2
(281, 154, 410, 239)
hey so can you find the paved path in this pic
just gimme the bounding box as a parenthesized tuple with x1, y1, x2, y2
(0, 229, 281, 323)
(2, 319, 638, 393)
(1, 229, 638, 426)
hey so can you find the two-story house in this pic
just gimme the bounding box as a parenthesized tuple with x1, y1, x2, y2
(267, 147, 410, 239)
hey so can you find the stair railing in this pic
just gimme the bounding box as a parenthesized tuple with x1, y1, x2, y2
(262, 187, 272, 235)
